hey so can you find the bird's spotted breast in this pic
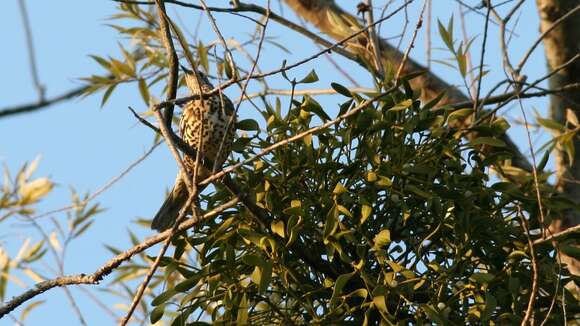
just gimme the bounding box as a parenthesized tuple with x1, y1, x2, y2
(179, 96, 236, 179)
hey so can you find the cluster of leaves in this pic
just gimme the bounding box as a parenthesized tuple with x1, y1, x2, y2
(0, 159, 102, 323)
(133, 77, 579, 324)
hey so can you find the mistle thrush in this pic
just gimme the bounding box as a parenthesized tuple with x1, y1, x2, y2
(151, 68, 236, 231)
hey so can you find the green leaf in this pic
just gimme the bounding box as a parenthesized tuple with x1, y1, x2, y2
(150, 304, 165, 324)
(389, 99, 413, 112)
(298, 69, 319, 84)
(330, 271, 356, 305)
(271, 220, 285, 238)
(175, 275, 202, 292)
(323, 204, 339, 241)
(333, 183, 348, 195)
(470, 272, 495, 284)
(138, 78, 149, 105)
(537, 117, 565, 133)
(482, 292, 497, 321)
(236, 293, 249, 324)
(302, 95, 331, 121)
(197, 41, 209, 73)
(438, 17, 454, 53)
(422, 304, 446, 324)
(423, 91, 446, 110)
(100, 84, 117, 108)
(89, 55, 112, 71)
(469, 137, 506, 147)
(236, 119, 260, 131)
(447, 108, 473, 122)
(151, 289, 178, 306)
(242, 254, 264, 267)
(360, 204, 372, 225)
(331, 82, 352, 97)
(373, 295, 388, 314)
(373, 230, 391, 249)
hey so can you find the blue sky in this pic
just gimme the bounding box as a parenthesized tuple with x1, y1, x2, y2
(1, 1, 549, 325)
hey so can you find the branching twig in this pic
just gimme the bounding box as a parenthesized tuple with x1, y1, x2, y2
(0, 198, 239, 318)
(18, 0, 45, 101)
(154, 0, 179, 124)
(472, 0, 492, 118)
(449, 82, 580, 109)
(119, 2, 191, 322)
(153, 0, 412, 109)
(534, 223, 580, 246)
(395, 0, 427, 81)
(199, 88, 397, 187)
(517, 206, 539, 326)
(240, 87, 375, 101)
(0, 86, 86, 118)
(516, 3, 580, 73)
(30, 141, 161, 220)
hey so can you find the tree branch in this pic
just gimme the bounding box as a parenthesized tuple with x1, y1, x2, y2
(0, 86, 87, 118)
(0, 197, 239, 319)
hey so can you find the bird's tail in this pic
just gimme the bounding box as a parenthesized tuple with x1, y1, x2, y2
(151, 174, 188, 232)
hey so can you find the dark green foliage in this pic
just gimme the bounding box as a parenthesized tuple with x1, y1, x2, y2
(145, 86, 578, 324)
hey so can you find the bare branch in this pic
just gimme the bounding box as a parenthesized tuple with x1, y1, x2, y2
(0, 86, 86, 118)
(395, 0, 427, 81)
(18, 0, 45, 101)
(534, 223, 580, 246)
(0, 198, 239, 318)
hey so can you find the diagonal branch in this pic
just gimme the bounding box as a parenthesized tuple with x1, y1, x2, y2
(0, 86, 87, 118)
(0, 197, 239, 319)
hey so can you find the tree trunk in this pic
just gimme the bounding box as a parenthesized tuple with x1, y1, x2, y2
(537, 0, 580, 276)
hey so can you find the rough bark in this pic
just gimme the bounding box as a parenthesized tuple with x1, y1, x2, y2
(537, 0, 580, 276)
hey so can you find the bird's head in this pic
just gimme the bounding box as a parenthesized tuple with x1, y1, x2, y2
(181, 65, 213, 94)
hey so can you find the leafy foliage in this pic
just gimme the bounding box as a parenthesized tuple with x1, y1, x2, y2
(76, 3, 579, 324)
(121, 82, 578, 324)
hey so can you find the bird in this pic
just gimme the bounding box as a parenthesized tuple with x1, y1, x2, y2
(151, 67, 236, 231)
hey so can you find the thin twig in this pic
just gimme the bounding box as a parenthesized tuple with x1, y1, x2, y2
(199, 87, 397, 187)
(394, 0, 427, 81)
(449, 82, 580, 110)
(154, 0, 179, 124)
(18, 0, 45, 101)
(534, 223, 580, 246)
(119, 193, 196, 325)
(517, 206, 539, 326)
(516, 4, 580, 73)
(364, 0, 385, 77)
(154, 0, 412, 109)
(30, 141, 161, 220)
(473, 54, 580, 125)
(240, 87, 376, 102)
(24, 218, 88, 325)
(0, 198, 239, 318)
(472, 0, 491, 119)
(0, 85, 87, 118)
